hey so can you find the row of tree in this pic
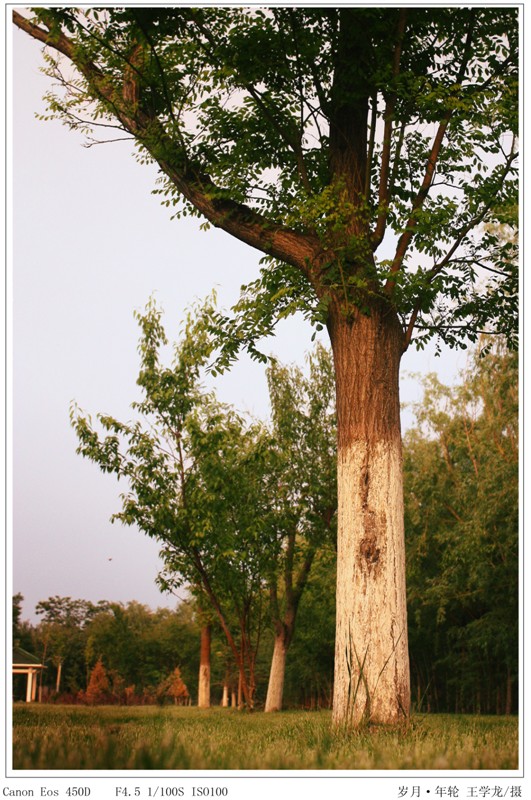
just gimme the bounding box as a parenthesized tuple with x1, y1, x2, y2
(70, 300, 336, 712)
(13, 596, 198, 704)
(15, 331, 518, 714)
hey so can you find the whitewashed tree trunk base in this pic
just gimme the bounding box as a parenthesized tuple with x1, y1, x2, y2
(264, 633, 288, 712)
(197, 624, 211, 708)
(332, 439, 410, 726)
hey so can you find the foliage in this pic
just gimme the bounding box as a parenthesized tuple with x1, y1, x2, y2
(266, 344, 337, 557)
(13, 593, 24, 635)
(84, 659, 111, 705)
(404, 342, 518, 713)
(85, 600, 199, 699)
(282, 545, 337, 709)
(13, 594, 34, 652)
(156, 667, 190, 706)
(14, 8, 518, 355)
(30, 596, 110, 695)
(13, 705, 518, 770)
(263, 344, 336, 704)
(71, 299, 278, 707)
(35, 596, 110, 626)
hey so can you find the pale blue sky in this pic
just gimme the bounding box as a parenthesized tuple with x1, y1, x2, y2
(11, 25, 467, 624)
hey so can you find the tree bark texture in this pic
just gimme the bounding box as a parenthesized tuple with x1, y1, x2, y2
(197, 624, 211, 708)
(264, 630, 289, 712)
(329, 304, 410, 726)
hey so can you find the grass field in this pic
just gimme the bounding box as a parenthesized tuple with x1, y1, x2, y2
(12, 705, 518, 771)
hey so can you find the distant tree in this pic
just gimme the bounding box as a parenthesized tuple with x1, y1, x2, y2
(157, 401, 273, 708)
(12, 594, 34, 653)
(85, 658, 110, 705)
(157, 667, 190, 705)
(13, 593, 24, 636)
(34, 596, 109, 694)
(152, 602, 201, 700)
(282, 545, 337, 709)
(84, 600, 199, 696)
(86, 603, 146, 690)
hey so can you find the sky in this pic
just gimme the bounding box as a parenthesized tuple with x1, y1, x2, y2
(9, 22, 469, 626)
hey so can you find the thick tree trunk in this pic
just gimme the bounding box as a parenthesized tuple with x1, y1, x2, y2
(329, 303, 410, 727)
(264, 629, 289, 712)
(197, 624, 211, 708)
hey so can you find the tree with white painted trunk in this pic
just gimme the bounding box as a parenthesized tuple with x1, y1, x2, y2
(72, 301, 273, 710)
(197, 622, 211, 709)
(264, 346, 336, 712)
(16, 7, 518, 726)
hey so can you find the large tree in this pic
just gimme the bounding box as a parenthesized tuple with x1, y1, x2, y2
(14, 8, 518, 726)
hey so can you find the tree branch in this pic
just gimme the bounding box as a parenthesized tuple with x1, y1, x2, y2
(13, 9, 323, 284)
(385, 11, 477, 294)
(402, 146, 518, 350)
(364, 93, 377, 200)
(387, 115, 452, 293)
(372, 9, 407, 249)
(13, 10, 74, 59)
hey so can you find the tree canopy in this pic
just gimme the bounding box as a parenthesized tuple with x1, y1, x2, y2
(14, 7, 518, 353)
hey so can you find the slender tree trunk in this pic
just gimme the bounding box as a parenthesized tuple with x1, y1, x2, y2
(192, 556, 254, 708)
(55, 661, 63, 694)
(264, 628, 289, 712)
(265, 548, 316, 713)
(506, 665, 512, 715)
(329, 303, 410, 727)
(237, 671, 243, 710)
(221, 682, 229, 707)
(197, 624, 211, 708)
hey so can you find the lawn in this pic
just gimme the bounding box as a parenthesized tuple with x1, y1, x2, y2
(12, 705, 518, 771)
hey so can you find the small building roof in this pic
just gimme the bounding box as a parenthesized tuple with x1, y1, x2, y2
(13, 645, 45, 668)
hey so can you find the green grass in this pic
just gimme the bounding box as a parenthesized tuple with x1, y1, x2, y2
(12, 704, 518, 771)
